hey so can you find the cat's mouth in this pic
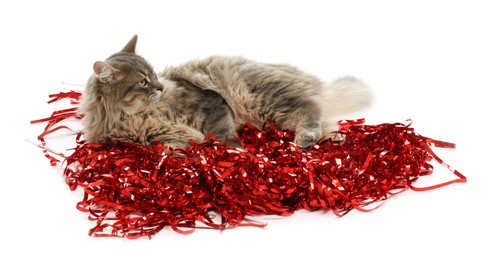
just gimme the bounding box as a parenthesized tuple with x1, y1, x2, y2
(149, 91, 162, 103)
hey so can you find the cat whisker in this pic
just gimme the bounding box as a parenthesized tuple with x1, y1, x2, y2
(149, 92, 162, 103)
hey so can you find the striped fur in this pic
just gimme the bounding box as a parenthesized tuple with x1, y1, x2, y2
(79, 35, 372, 149)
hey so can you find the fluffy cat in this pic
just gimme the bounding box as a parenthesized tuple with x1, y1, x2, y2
(79, 35, 373, 149)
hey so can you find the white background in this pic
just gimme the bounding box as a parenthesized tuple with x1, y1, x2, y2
(2, 0, 499, 259)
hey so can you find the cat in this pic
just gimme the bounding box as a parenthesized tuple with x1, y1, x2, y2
(79, 35, 373, 150)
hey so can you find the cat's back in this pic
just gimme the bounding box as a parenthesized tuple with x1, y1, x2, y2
(158, 55, 260, 100)
(159, 55, 320, 95)
(158, 55, 324, 128)
(159, 55, 251, 83)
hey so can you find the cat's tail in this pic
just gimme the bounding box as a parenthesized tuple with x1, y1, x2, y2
(320, 75, 373, 121)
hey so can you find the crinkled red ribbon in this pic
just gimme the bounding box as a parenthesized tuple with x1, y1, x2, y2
(30, 90, 466, 239)
(29, 91, 82, 165)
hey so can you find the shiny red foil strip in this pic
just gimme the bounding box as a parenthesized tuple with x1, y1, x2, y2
(31, 91, 466, 239)
(30, 91, 82, 165)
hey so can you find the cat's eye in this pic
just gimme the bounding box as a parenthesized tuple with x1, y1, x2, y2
(138, 79, 148, 87)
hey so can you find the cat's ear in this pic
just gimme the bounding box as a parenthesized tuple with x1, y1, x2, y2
(121, 35, 138, 53)
(93, 61, 119, 83)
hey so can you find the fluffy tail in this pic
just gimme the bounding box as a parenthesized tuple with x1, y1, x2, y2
(321, 76, 373, 119)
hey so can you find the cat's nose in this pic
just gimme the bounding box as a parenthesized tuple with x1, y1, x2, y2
(153, 82, 164, 91)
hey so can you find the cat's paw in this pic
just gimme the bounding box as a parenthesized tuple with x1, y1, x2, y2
(294, 131, 320, 150)
(294, 121, 322, 150)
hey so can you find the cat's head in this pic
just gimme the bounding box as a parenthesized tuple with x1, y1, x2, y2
(88, 35, 164, 115)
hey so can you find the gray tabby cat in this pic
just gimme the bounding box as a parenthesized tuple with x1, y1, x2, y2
(79, 35, 372, 150)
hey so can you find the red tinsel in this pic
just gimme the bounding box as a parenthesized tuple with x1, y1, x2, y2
(30, 90, 466, 239)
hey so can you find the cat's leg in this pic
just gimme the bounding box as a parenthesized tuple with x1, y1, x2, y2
(152, 123, 206, 149)
(105, 116, 206, 149)
(291, 96, 323, 150)
(202, 106, 241, 147)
